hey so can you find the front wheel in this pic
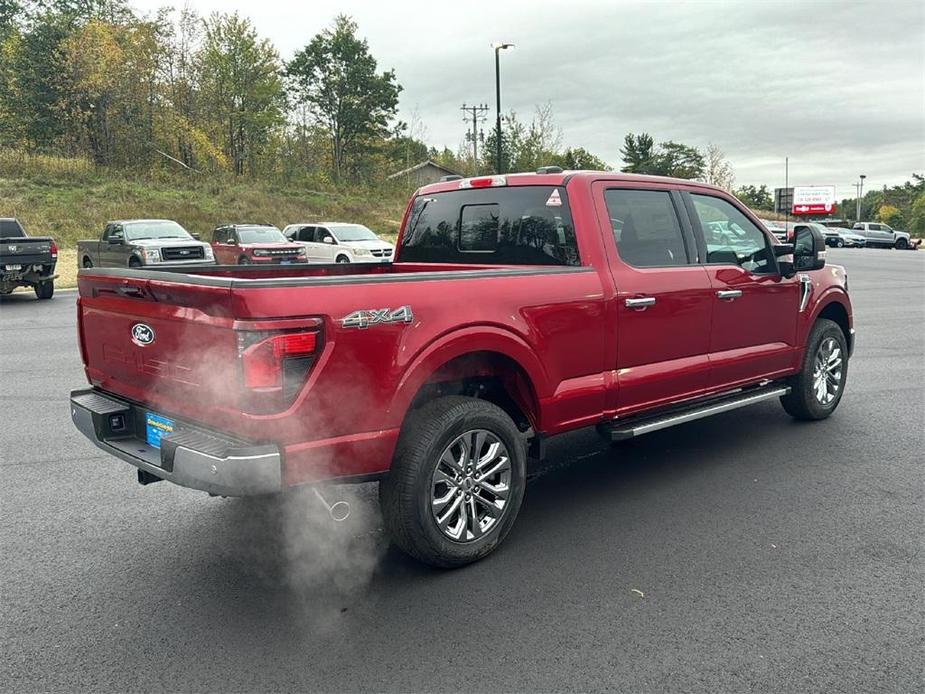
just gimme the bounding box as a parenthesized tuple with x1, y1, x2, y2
(34, 281, 54, 300)
(379, 396, 527, 568)
(895, 237, 909, 250)
(780, 318, 848, 420)
(239, 256, 250, 265)
(336, 255, 350, 264)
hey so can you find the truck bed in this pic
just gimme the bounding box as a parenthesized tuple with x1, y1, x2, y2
(79, 261, 588, 287)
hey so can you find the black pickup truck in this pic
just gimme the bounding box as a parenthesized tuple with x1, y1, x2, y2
(0, 218, 57, 299)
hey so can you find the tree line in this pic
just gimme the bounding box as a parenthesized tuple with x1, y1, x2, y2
(1, 1, 921, 232)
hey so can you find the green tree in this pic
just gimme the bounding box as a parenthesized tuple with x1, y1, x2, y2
(0, 0, 22, 32)
(619, 132, 655, 173)
(198, 12, 284, 175)
(10, 10, 72, 149)
(650, 141, 705, 179)
(908, 193, 925, 236)
(735, 184, 774, 210)
(559, 147, 608, 170)
(287, 15, 401, 182)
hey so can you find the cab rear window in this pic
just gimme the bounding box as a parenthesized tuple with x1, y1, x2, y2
(400, 186, 580, 265)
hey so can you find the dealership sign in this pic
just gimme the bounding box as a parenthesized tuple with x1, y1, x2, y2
(792, 185, 837, 215)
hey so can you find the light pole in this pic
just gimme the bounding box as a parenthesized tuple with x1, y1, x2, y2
(856, 174, 867, 222)
(492, 42, 514, 174)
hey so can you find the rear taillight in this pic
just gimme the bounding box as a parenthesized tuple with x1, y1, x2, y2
(241, 331, 318, 389)
(50, 240, 58, 259)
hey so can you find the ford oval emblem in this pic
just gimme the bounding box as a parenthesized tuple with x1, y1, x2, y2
(131, 323, 155, 346)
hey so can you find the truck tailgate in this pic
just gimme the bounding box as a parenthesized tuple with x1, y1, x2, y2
(78, 274, 245, 431)
(1, 237, 54, 266)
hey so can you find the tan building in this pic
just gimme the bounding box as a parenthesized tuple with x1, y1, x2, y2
(387, 160, 462, 188)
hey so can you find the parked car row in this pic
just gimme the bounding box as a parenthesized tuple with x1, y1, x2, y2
(77, 219, 395, 269)
(758, 218, 917, 250)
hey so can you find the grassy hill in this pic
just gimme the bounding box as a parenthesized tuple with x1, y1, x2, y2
(0, 152, 410, 250)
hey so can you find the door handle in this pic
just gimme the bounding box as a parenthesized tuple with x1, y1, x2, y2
(716, 289, 743, 300)
(625, 297, 656, 310)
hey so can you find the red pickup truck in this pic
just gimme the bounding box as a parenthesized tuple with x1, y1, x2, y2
(70, 170, 853, 567)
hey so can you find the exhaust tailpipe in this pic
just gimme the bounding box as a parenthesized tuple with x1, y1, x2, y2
(312, 487, 351, 522)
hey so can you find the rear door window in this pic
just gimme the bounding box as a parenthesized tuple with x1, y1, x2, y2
(603, 189, 692, 267)
(400, 186, 579, 265)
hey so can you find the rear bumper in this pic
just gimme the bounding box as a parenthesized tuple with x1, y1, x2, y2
(70, 388, 281, 496)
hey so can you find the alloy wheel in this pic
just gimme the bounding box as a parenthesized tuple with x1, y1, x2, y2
(812, 337, 842, 405)
(430, 429, 512, 542)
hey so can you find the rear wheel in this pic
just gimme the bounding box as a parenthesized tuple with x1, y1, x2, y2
(82, 257, 93, 268)
(895, 237, 909, 250)
(835, 238, 844, 248)
(34, 280, 54, 300)
(336, 255, 350, 263)
(379, 396, 526, 568)
(780, 318, 848, 421)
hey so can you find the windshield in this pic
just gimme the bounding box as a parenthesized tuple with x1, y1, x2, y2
(237, 226, 287, 244)
(331, 224, 378, 242)
(124, 220, 192, 241)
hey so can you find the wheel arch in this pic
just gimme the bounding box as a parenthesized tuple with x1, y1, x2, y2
(389, 328, 549, 436)
(812, 297, 852, 355)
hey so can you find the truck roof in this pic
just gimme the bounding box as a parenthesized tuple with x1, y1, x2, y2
(108, 218, 177, 225)
(416, 170, 726, 196)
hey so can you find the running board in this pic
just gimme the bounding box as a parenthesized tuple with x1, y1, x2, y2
(603, 384, 791, 441)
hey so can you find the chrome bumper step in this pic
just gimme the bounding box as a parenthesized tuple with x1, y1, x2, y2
(602, 384, 791, 441)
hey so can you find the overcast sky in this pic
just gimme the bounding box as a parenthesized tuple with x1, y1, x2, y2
(135, 0, 924, 196)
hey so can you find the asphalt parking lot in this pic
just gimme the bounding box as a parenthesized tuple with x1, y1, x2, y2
(1, 248, 923, 693)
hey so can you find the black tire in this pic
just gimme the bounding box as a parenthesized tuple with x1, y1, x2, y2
(34, 281, 54, 300)
(239, 256, 250, 265)
(780, 318, 848, 421)
(128, 257, 142, 268)
(82, 257, 93, 268)
(895, 237, 909, 250)
(336, 255, 350, 263)
(835, 239, 844, 248)
(379, 396, 527, 568)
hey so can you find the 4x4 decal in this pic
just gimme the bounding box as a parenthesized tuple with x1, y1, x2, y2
(342, 306, 413, 329)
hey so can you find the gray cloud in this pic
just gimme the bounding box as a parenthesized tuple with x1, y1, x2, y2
(137, 0, 924, 194)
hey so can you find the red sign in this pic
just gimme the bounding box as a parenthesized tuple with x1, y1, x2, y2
(792, 202, 838, 215)
(791, 185, 837, 216)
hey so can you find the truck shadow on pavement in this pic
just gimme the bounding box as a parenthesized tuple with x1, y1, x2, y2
(159, 401, 805, 634)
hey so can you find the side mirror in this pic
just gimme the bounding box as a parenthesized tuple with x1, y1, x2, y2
(793, 226, 826, 273)
(190, 232, 200, 240)
(322, 236, 334, 245)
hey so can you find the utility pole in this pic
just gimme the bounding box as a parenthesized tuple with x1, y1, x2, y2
(492, 42, 514, 174)
(460, 103, 489, 169)
(857, 174, 867, 222)
(784, 156, 789, 218)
